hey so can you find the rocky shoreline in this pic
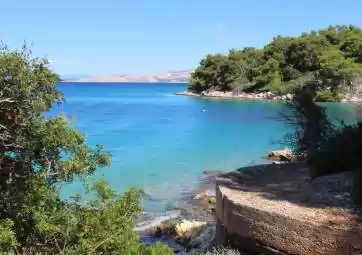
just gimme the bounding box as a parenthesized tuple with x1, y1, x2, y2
(137, 152, 290, 254)
(176, 91, 293, 101)
(136, 171, 221, 254)
(176, 90, 362, 103)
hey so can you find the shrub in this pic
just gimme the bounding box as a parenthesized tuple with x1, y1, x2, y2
(281, 88, 362, 205)
(281, 88, 335, 160)
(308, 122, 362, 177)
(0, 45, 172, 254)
(315, 89, 341, 102)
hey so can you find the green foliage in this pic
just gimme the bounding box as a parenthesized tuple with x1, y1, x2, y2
(0, 219, 18, 253)
(281, 88, 336, 160)
(281, 89, 362, 205)
(0, 45, 172, 254)
(141, 242, 174, 255)
(189, 25, 362, 101)
(308, 123, 362, 177)
(189, 54, 240, 93)
(315, 89, 341, 102)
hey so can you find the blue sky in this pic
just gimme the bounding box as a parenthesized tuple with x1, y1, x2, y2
(1, 0, 362, 77)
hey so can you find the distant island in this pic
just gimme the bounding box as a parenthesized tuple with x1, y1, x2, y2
(65, 71, 191, 83)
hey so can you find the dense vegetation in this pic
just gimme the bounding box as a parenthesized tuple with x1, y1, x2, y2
(189, 25, 362, 101)
(0, 46, 173, 254)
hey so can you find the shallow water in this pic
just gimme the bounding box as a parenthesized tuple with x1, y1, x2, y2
(49, 82, 358, 215)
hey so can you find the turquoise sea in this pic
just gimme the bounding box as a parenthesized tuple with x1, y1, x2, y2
(51, 82, 357, 215)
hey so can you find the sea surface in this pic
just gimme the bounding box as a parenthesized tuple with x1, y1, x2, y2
(50, 82, 357, 216)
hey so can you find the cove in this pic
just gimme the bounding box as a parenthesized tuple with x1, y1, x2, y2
(50, 82, 357, 213)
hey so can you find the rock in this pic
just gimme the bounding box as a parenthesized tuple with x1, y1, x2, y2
(154, 227, 163, 237)
(177, 89, 297, 102)
(144, 219, 178, 237)
(173, 220, 216, 252)
(216, 164, 362, 255)
(200, 170, 222, 184)
(175, 220, 207, 239)
(188, 224, 216, 251)
(307, 171, 354, 206)
(268, 148, 293, 162)
(175, 251, 188, 255)
(193, 190, 217, 213)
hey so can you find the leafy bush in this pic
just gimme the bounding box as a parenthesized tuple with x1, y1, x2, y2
(0, 219, 18, 252)
(315, 89, 341, 102)
(308, 122, 362, 177)
(0, 45, 173, 254)
(281, 88, 336, 160)
(281, 88, 362, 205)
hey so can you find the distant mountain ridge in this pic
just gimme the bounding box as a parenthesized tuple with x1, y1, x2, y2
(66, 71, 191, 83)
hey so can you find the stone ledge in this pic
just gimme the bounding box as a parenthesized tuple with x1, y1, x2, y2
(215, 163, 362, 255)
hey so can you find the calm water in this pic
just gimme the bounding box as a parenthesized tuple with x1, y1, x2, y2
(50, 82, 356, 213)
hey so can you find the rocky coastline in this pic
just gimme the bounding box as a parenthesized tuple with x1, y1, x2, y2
(136, 170, 221, 254)
(176, 91, 293, 101)
(137, 152, 287, 254)
(176, 90, 362, 103)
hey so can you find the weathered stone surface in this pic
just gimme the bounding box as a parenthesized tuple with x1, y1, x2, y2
(215, 163, 362, 255)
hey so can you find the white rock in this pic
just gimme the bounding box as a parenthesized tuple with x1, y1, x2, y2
(175, 220, 207, 239)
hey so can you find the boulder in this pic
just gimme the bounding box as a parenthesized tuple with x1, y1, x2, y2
(174, 220, 216, 252)
(175, 220, 206, 238)
(215, 163, 362, 255)
(268, 149, 293, 162)
(286, 93, 293, 100)
(143, 218, 178, 237)
(193, 190, 217, 213)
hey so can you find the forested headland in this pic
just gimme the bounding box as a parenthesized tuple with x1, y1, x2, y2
(189, 25, 362, 102)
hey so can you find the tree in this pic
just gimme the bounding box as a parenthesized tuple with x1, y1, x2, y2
(339, 28, 362, 63)
(189, 54, 236, 93)
(188, 25, 362, 101)
(317, 47, 362, 92)
(281, 88, 362, 205)
(0, 45, 172, 254)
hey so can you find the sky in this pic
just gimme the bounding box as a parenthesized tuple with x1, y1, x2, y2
(1, 0, 362, 77)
